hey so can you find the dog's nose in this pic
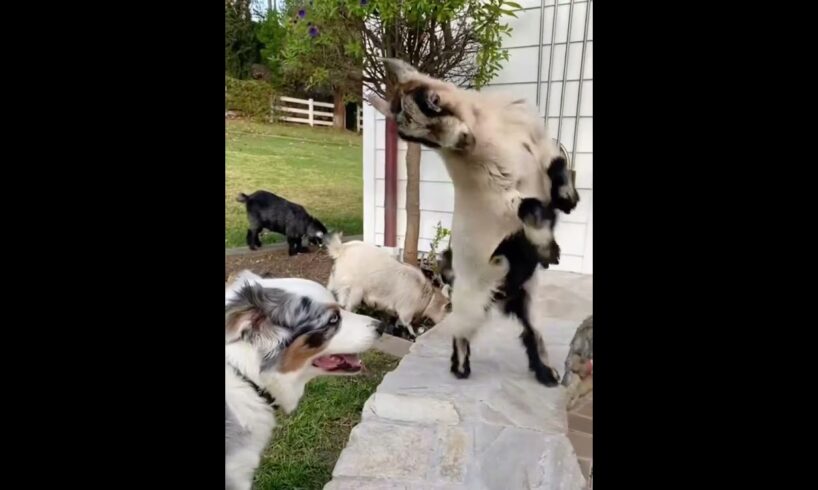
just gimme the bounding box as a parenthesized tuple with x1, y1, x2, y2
(373, 320, 386, 337)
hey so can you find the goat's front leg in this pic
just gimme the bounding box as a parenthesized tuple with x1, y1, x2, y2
(547, 155, 579, 214)
(517, 197, 561, 266)
(397, 317, 418, 338)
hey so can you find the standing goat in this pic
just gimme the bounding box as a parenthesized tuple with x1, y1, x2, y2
(367, 59, 579, 386)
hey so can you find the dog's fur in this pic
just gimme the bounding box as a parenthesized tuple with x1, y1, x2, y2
(370, 58, 579, 386)
(326, 233, 450, 337)
(237, 190, 328, 255)
(563, 315, 593, 409)
(225, 271, 382, 490)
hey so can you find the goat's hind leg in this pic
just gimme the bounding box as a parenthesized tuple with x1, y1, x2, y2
(448, 308, 478, 379)
(451, 336, 471, 378)
(443, 281, 495, 380)
(506, 291, 560, 387)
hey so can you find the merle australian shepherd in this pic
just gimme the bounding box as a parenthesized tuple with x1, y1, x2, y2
(225, 271, 383, 489)
(237, 190, 328, 256)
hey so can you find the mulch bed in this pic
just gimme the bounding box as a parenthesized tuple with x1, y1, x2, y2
(225, 247, 334, 284)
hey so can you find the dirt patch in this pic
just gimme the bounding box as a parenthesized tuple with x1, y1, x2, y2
(225, 248, 334, 284)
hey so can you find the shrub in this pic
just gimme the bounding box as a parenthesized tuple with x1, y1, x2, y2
(225, 76, 276, 121)
(420, 221, 452, 275)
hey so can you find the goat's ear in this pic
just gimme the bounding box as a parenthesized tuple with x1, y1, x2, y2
(425, 90, 442, 113)
(381, 58, 417, 85)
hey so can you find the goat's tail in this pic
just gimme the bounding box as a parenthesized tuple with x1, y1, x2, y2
(325, 232, 345, 260)
(236, 193, 250, 203)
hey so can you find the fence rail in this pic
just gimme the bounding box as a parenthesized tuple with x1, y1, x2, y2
(271, 96, 363, 131)
(275, 96, 332, 127)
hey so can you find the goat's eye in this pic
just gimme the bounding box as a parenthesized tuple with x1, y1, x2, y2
(328, 313, 340, 325)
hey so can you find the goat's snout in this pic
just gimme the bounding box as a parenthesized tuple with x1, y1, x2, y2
(372, 320, 386, 337)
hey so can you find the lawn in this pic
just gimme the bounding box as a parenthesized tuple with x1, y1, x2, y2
(226, 120, 363, 248)
(254, 350, 400, 490)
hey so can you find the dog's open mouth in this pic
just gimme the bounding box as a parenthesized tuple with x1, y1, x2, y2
(312, 354, 363, 373)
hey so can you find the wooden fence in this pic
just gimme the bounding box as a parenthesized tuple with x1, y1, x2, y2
(274, 96, 363, 132)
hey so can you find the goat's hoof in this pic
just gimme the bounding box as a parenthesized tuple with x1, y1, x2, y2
(535, 367, 560, 387)
(553, 188, 580, 213)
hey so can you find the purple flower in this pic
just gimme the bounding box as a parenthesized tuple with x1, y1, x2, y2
(308, 25, 319, 37)
(298, 8, 306, 18)
(360, 0, 369, 5)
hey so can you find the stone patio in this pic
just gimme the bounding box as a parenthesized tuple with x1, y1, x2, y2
(326, 270, 593, 490)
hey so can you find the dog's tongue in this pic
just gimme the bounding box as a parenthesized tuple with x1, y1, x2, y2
(313, 355, 343, 369)
(313, 354, 362, 370)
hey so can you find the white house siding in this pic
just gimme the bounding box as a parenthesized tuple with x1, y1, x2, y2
(362, 0, 593, 274)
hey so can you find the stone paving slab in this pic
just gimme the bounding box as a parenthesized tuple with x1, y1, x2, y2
(326, 270, 592, 490)
(373, 334, 413, 358)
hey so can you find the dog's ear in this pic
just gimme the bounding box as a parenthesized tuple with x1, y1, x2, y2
(381, 58, 417, 85)
(227, 269, 262, 289)
(225, 282, 276, 343)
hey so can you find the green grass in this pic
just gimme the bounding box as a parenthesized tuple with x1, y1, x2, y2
(226, 120, 363, 248)
(254, 350, 400, 490)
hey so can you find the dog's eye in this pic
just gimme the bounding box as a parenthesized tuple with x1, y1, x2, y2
(328, 313, 340, 325)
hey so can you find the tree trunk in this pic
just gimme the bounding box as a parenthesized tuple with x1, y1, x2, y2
(403, 142, 422, 266)
(332, 87, 346, 129)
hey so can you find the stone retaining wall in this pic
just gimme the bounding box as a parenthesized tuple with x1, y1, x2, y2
(325, 271, 593, 490)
